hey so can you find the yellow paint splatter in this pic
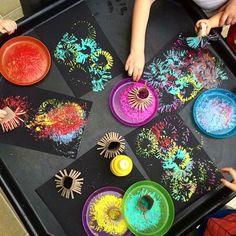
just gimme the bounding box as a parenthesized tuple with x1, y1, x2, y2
(89, 194, 127, 235)
(177, 75, 202, 102)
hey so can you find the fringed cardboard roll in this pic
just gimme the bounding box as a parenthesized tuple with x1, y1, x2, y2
(128, 85, 153, 111)
(55, 169, 84, 199)
(0, 106, 26, 132)
(97, 132, 125, 158)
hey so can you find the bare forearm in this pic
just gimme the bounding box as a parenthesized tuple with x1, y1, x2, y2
(209, 11, 224, 28)
(130, 0, 155, 52)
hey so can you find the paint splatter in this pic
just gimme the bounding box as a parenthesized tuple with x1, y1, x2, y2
(161, 145, 196, 202)
(54, 20, 115, 92)
(88, 49, 113, 92)
(5, 42, 48, 83)
(151, 116, 190, 144)
(176, 75, 202, 103)
(195, 96, 236, 133)
(26, 99, 87, 144)
(194, 160, 220, 194)
(89, 194, 127, 235)
(162, 145, 193, 178)
(136, 128, 159, 159)
(132, 115, 220, 202)
(136, 117, 191, 160)
(186, 50, 228, 89)
(71, 20, 96, 40)
(162, 170, 197, 202)
(119, 83, 156, 123)
(158, 89, 183, 113)
(124, 188, 161, 232)
(143, 34, 229, 113)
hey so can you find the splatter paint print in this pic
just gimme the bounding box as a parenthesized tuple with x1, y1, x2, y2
(54, 29, 114, 93)
(0, 84, 92, 158)
(125, 114, 222, 207)
(26, 99, 88, 157)
(35, 2, 123, 97)
(143, 34, 229, 113)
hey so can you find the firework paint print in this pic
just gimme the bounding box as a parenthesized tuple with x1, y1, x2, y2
(37, 146, 144, 236)
(35, 1, 123, 97)
(143, 34, 229, 113)
(0, 83, 92, 158)
(125, 114, 222, 211)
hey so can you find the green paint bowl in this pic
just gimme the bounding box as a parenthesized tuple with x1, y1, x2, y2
(122, 180, 175, 236)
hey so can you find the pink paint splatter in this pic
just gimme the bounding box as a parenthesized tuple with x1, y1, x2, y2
(119, 83, 156, 124)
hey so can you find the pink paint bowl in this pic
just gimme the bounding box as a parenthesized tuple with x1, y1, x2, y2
(109, 79, 159, 126)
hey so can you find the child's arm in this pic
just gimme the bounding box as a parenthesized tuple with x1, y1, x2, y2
(0, 19, 17, 35)
(125, 0, 155, 81)
(0, 109, 7, 122)
(195, 11, 224, 37)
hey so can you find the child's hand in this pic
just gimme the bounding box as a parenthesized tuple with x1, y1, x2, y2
(218, 0, 236, 26)
(0, 19, 17, 35)
(221, 167, 236, 191)
(0, 109, 7, 122)
(195, 20, 211, 37)
(125, 50, 145, 81)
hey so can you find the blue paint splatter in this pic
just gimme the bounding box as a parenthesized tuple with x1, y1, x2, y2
(124, 188, 161, 232)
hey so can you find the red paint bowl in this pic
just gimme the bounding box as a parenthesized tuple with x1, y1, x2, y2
(0, 36, 51, 85)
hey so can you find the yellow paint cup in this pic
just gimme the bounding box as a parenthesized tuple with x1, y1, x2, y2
(110, 155, 133, 177)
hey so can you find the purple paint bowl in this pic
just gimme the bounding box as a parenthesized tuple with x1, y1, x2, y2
(109, 79, 159, 126)
(82, 186, 131, 236)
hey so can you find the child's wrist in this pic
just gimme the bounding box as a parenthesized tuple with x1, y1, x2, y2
(130, 47, 144, 54)
(207, 19, 214, 29)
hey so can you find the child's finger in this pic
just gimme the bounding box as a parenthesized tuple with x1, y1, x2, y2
(132, 68, 139, 81)
(3, 22, 13, 33)
(0, 28, 8, 34)
(195, 21, 204, 34)
(6, 21, 16, 33)
(195, 25, 199, 33)
(125, 61, 129, 71)
(220, 12, 228, 26)
(221, 167, 236, 180)
(226, 16, 233, 25)
(196, 21, 201, 27)
(137, 69, 142, 81)
(232, 17, 236, 25)
(10, 20, 16, 28)
(8, 22, 16, 34)
(221, 178, 236, 191)
(128, 66, 134, 77)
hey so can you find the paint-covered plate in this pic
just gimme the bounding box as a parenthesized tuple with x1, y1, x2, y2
(122, 180, 175, 236)
(0, 36, 51, 85)
(82, 186, 131, 236)
(193, 88, 236, 138)
(109, 79, 159, 126)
